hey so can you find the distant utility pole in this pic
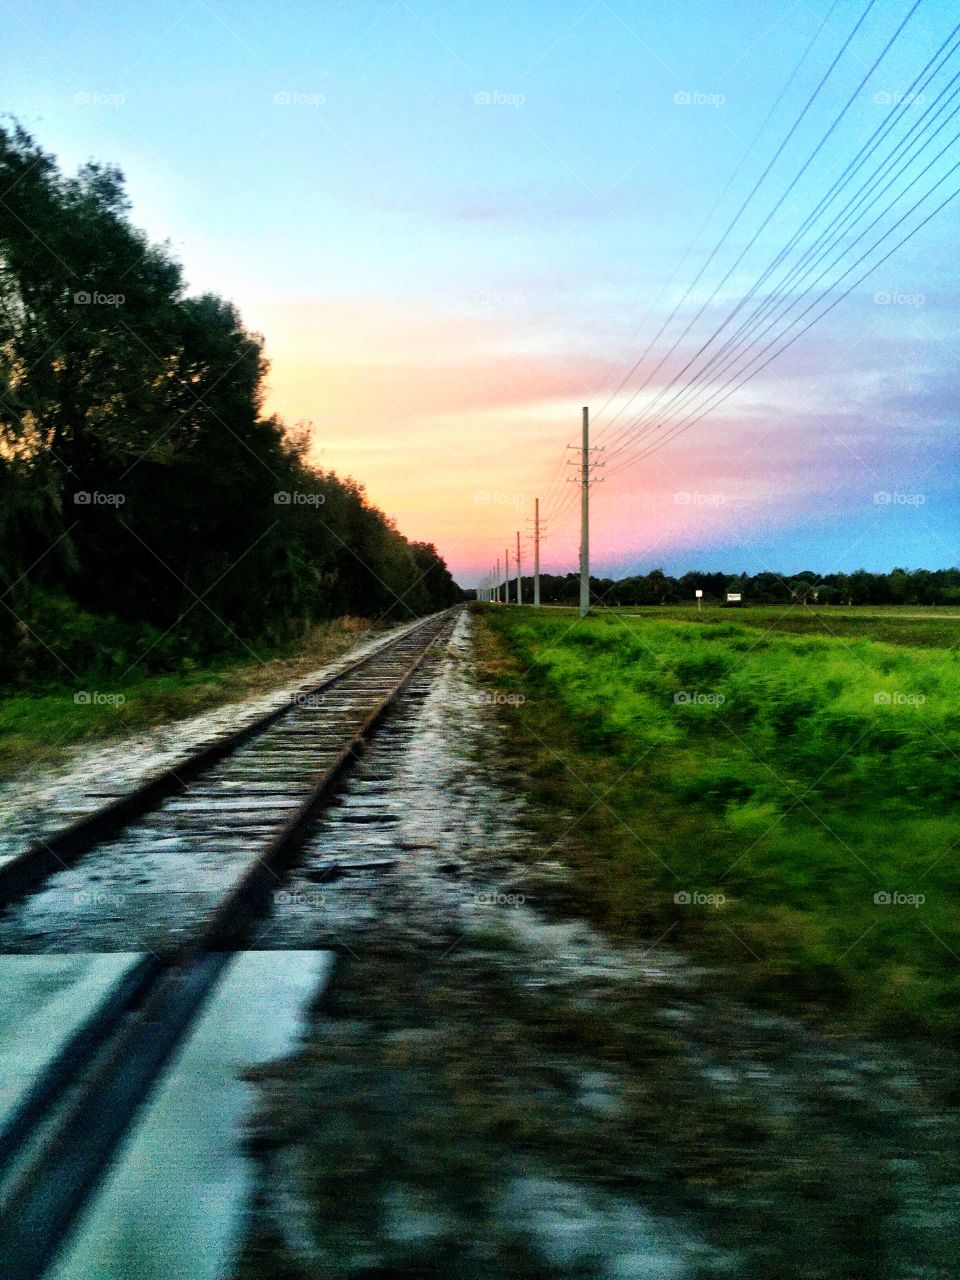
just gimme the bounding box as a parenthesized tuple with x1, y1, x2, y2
(580, 406, 590, 618)
(533, 497, 541, 607)
(516, 530, 522, 605)
(496, 556, 501, 603)
(505, 547, 511, 604)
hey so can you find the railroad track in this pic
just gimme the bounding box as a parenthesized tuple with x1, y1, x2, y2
(0, 607, 459, 1280)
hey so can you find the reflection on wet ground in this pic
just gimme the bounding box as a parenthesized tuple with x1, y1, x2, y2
(4, 612, 959, 1277)
(234, 613, 960, 1280)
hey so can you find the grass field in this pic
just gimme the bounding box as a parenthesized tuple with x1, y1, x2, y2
(475, 603, 960, 1042)
(603, 602, 960, 650)
(0, 617, 375, 780)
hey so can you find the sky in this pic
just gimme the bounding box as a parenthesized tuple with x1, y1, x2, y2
(5, 0, 960, 586)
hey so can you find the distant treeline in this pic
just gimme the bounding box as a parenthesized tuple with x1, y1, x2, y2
(0, 123, 460, 686)
(501, 567, 960, 607)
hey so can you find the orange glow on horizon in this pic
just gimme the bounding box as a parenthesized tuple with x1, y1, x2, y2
(248, 296, 862, 584)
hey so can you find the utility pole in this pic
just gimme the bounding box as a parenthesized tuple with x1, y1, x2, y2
(516, 530, 522, 605)
(580, 405, 590, 618)
(533, 497, 541, 607)
(505, 547, 511, 604)
(527, 501, 544, 607)
(496, 556, 500, 603)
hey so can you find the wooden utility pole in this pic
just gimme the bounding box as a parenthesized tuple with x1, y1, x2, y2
(533, 497, 541, 607)
(516, 530, 522, 605)
(580, 405, 590, 618)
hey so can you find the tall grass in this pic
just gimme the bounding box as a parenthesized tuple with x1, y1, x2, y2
(482, 608, 960, 1040)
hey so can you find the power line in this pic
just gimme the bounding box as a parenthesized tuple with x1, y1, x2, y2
(588, 0, 843, 427)
(604, 67, 960, 460)
(604, 167, 960, 480)
(592, 0, 887, 446)
(602, 20, 960, 460)
(532, 0, 855, 544)
(481, 4, 959, 592)
(598, 0, 925, 459)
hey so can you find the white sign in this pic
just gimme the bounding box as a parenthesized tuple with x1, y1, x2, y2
(726, 592, 742, 603)
(695, 589, 703, 598)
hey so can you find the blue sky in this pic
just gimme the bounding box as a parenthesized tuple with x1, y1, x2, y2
(5, 0, 960, 583)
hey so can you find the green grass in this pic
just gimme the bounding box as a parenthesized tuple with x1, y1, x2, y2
(0, 618, 375, 780)
(567, 602, 960, 649)
(475, 604, 960, 1042)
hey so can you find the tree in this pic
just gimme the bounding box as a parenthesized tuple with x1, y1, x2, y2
(0, 122, 462, 686)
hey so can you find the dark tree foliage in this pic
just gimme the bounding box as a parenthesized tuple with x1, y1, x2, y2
(512, 567, 960, 608)
(0, 124, 460, 685)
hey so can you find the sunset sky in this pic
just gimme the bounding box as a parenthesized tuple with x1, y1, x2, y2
(7, 0, 960, 586)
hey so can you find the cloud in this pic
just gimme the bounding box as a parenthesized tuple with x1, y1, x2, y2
(243, 290, 960, 582)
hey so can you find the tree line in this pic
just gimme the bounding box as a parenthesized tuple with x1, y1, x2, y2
(499, 567, 960, 607)
(0, 123, 460, 687)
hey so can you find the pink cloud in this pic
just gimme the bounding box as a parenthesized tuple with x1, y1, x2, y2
(242, 293, 958, 582)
